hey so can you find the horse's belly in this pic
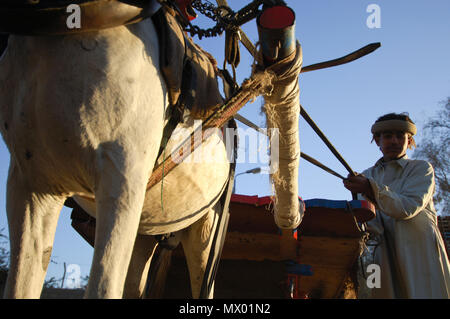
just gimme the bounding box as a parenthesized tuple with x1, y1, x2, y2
(138, 122, 230, 235)
(73, 121, 231, 235)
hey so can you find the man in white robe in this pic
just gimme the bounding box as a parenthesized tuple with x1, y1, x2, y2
(344, 113, 450, 298)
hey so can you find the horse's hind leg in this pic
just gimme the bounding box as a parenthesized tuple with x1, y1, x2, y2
(122, 234, 158, 298)
(85, 144, 151, 298)
(3, 162, 64, 298)
(181, 203, 221, 299)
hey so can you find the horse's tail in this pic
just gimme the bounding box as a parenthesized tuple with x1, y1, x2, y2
(144, 247, 173, 299)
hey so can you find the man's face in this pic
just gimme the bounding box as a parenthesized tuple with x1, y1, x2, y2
(375, 131, 410, 161)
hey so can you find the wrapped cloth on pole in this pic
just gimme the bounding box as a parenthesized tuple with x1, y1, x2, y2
(257, 5, 303, 230)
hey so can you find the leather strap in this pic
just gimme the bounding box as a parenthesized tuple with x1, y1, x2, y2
(199, 118, 237, 298)
(0, 0, 158, 35)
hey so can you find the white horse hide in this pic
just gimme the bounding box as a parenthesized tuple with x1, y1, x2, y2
(0, 20, 166, 196)
(0, 16, 229, 298)
(74, 118, 230, 235)
(0, 18, 229, 234)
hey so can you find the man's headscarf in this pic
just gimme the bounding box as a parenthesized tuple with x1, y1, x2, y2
(371, 117, 417, 149)
(371, 119, 417, 136)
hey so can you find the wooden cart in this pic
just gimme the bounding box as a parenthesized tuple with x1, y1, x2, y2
(161, 194, 375, 298)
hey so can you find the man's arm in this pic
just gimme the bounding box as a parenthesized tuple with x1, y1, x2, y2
(344, 161, 435, 220)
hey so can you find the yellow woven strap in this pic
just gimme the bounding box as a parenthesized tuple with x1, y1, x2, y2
(146, 68, 275, 191)
(371, 119, 417, 136)
(0, 0, 155, 35)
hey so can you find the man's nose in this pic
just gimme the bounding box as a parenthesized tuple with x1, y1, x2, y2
(390, 135, 400, 144)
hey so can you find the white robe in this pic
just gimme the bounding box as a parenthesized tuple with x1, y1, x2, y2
(362, 155, 450, 298)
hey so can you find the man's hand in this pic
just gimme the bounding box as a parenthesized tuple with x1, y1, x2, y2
(343, 174, 375, 202)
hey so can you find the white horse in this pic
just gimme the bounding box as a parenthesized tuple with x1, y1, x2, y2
(0, 10, 234, 298)
(0, 0, 303, 298)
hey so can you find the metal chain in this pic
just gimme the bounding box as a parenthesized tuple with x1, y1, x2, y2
(191, 0, 222, 22)
(185, 0, 232, 39)
(186, 0, 280, 39)
(160, 0, 287, 39)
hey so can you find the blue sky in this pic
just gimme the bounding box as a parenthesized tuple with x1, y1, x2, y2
(0, 0, 449, 287)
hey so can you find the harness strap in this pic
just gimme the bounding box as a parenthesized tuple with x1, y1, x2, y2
(199, 118, 237, 298)
(234, 113, 347, 180)
(146, 67, 274, 192)
(0, 34, 8, 58)
(154, 231, 183, 250)
(0, 0, 160, 35)
(157, 104, 184, 160)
